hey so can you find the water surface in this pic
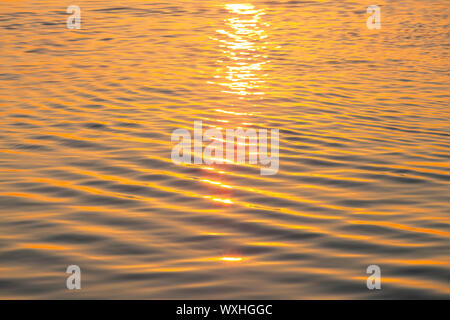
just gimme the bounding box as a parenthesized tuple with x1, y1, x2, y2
(0, 0, 449, 299)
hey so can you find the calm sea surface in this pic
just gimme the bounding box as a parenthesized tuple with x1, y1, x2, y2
(0, 0, 449, 299)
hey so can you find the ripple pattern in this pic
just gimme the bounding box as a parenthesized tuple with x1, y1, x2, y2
(0, 0, 449, 299)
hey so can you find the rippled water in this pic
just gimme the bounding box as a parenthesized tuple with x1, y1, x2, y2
(0, 0, 449, 299)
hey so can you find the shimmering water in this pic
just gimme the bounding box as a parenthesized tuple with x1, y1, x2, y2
(0, 0, 449, 299)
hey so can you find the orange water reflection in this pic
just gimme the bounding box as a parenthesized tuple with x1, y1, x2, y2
(0, 0, 448, 299)
(211, 3, 269, 97)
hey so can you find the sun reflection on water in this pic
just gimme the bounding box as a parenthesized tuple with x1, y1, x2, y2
(211, 3, 269, 97)
(220, 257, 243, 262)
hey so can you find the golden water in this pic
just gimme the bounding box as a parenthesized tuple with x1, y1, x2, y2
(0, 0, 449, 298)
